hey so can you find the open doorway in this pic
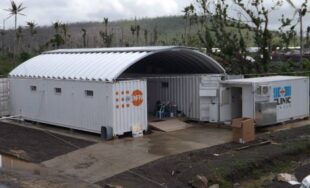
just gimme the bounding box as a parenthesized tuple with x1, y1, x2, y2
(231, 87, 242, 119)
(146, 77, 196, 121)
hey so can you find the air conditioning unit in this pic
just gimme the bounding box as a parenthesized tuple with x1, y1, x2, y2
(256, 85, 270, 96)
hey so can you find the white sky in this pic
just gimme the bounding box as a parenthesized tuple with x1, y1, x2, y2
(0, 0, 309, 32)
(0, 0, 192, 28)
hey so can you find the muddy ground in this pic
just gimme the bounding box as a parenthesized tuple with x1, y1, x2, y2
(0, 122, 94, 162)
(99, 125, 310, 188)
(0, 169, 99, 188)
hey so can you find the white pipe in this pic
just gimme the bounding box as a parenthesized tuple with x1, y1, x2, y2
(0, 115, 22, 121)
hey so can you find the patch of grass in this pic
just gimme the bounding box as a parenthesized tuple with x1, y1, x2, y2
(204, 138, 310, 186)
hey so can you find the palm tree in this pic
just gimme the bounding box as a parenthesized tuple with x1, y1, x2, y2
(5, 1, 26, 33)
(286, 0, 310, 66)
(26, 21, 37, 37)
(81, 28, 87, 47)
(51, 22, 64, 49)
(5, 0, 26, 65)
(26, 21, 37, 51)
(53, 21, 61, 34)
(61, 23, 68, 45)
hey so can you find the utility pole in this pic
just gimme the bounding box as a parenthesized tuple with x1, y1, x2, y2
(299, 10, 303, 68)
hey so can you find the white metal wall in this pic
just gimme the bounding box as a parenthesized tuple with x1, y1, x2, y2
(112, 80, 148, 135)
(10, 78, 148, 135)
(9, 78, 113, 133)
(0, 78, 9, 116)
(242, 85, 255, 118)
(256, 78, 309, 122)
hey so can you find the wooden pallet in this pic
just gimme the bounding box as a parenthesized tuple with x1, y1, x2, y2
(149, 118, 192, 132)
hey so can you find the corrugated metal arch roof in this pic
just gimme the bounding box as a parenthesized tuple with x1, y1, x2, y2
(9, 46, 225, 82)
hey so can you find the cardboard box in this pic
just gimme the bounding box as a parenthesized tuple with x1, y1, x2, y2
(232, 117, 255, 143)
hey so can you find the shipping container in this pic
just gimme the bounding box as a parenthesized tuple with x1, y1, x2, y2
(9, 78, 147, 135)
(0, 78, 9, 117)
(221, 76, 309, 126)
(145, 74, 223, 121)
(8, 46, 226, 135)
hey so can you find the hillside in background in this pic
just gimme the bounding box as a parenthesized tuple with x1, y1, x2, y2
(0, 15, 304, 76)
(1, 15, 259, 52)
(1, 16, 195, 51)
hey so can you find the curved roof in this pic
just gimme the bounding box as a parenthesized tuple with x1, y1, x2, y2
(9, 46, 225, 82)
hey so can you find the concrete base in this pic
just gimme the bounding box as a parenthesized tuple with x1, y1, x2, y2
(42, 124, 232, 183)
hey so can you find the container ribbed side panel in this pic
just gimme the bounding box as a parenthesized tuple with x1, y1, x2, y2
(147, 75, 201, 120)
(9, 78, 113, 134)
(0, 78, 9, 116)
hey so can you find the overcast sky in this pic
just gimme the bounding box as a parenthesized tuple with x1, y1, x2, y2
(0, 0, 309, 32)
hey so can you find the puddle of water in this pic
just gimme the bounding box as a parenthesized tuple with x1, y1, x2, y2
(0, 154, 50, 176)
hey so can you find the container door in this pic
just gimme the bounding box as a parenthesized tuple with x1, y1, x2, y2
(199, 75, 221, 122)
(199, 96, 210, 121)
(209, 96, 219, 122)
(112, 80, 148, 135)
(199, 89, 218, 122)
(219, 87, 231, 122)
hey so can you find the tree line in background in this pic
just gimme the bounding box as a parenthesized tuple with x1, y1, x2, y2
(0, 0, 310, 75)
(182, 0, 310, 74)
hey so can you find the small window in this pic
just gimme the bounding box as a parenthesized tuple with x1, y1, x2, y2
(85, 90, 94, 97)
(161, 82, 169, 88)
(55, 88, 62, 94)
(30, 85, 37, 91)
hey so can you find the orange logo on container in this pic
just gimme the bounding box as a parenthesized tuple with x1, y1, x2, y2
(132, 90, 143, 106)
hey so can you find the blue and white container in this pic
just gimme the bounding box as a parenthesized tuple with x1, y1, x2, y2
(221, 76, 309, 126)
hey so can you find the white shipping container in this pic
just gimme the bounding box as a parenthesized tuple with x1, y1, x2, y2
(0, 78, 9, 117)
(222, 76, 309, 126)
(9, 78, 147, 135)
(146, 74, 223, 121)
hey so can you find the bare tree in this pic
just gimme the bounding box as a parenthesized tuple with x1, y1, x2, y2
(183, 3, 197, 45)
(61, 23, 68, 45)
(16, 26, 23, 53)
(81, 28, 87, 48)
(136, 25, 140, 45)
(26, 21, 37, 51)
(144, 29, 148, 45)
(286, 0, 310, 66)
(307, 26, 310, 48)
(233, 0, 283, 72)
(130, 25, 136, 45)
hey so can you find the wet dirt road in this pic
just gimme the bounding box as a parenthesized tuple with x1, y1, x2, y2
(0, 154, 98, 188)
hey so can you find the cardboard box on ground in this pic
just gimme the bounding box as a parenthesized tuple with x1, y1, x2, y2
(232, 118, 255, 144)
